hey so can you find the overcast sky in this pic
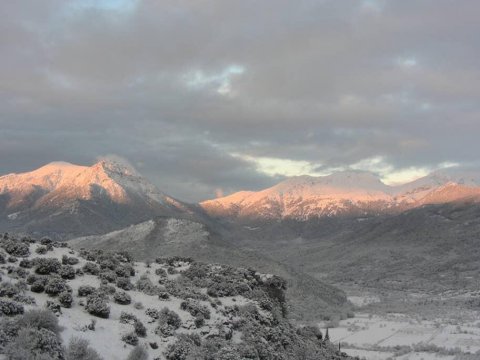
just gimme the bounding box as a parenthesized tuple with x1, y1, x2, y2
(1, 0, 479, 202)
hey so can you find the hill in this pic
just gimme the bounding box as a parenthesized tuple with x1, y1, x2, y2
(70, 217, 351, 323)
(0, 233, 353, 360)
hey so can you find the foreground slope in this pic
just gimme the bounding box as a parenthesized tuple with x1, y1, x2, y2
(0, 234, 352, 360)
(71, 217, 351, 322)
(0, 160, 192, 238)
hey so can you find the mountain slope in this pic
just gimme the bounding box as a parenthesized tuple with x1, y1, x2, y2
(201, 168, 480, 220)
(223, 201, 480, 296)
(70, 217, 351, 322)
(0, 160, 192, 238)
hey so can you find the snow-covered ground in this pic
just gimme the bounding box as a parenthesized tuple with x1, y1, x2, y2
(0, 243, 260, 359)
(325, 293, 480, 360)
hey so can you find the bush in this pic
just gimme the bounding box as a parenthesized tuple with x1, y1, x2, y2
(116, 277, 134, 291)
(45, 278, 70, 296)
(113, 291, 131, 305)
(126, 345, 148, 360)
(59, 265, 76, 280)
(98, 284, 116, 296)
(83, 262, 100, 275)
(34, 258, 61, 275)
(85, 294, 110, 318)
(0, 282, 21, 298)
(296, 325, 323, 340)
(65, 337, 103, 360)
(4, 327, 63, 359)
(156, 307, 182, 337)
(62, 255, 79, 266)
(120, 312, 138, 324)
(122, 332, 138, 346)
(78, 285, 96, 297)
(180, 300, 211, 319)
(16, 309, 60, 335)
(155, 268, 167, 277)
(31, 281, 45, 293)
(4, 241, 30, 257)
(40, 237, 53, 245)
(164, 334, 201, 360)
(35, 246, 48, 254)
(158, 291, 170, 300)
(194, 314, 205, 328)
(99, 270, 117, 283)
(136, 275, 159, 295)
(0, 299, 24, 316)
(19, 259, 33, 268)
(59, 291, 74, 308)
(134, 320, 147, 337)
(145, 308, 159, 319)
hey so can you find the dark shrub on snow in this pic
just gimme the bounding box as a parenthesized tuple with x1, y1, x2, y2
(45, 278, 70, 296)
(82, 262, 100, 275)
(120, 311, 138, 324)
(35, 246, 48, 254)
(34, 258, 61, 275)
(78, 285, 96, 297)
(0, 299, 24, 316)
(4, 327, 64, 359)
(40, 237, 53, 245)
(121, 332, 138, 346)
(16, 309, 60, 335)
(180, 300, 211, 320)
(31, 280, 46, 293)
(134, 320, 147, 337)
(59, 291, 74, 308)
(113, 291, 131, 305)
(3, 241, 30, 257)
(157, 307, 182, 330)
(19, 259, 33, 268)
(65, 337, 103, 360)
(85, 294, 110, 319)
(59, 265, 76, 280)
(116, 277, 134, 291)
(62, 255, 80, 266)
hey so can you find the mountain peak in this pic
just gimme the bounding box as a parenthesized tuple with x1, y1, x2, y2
(93, 158, 139, 177)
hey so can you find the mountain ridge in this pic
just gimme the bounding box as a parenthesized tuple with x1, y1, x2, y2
(201, 168, 480, 220)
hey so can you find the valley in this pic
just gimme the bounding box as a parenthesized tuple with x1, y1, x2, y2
(327, 286, 480, 360)
(1, 161, 480, 359)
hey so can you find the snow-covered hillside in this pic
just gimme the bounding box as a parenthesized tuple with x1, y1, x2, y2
(201, 169, 480, 220)
(0, 160, 191, 238)
(0, 234, 351, 360)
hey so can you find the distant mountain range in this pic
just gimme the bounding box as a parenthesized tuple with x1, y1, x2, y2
(201, 169, 480, 220)
(2, 161, 480, 237)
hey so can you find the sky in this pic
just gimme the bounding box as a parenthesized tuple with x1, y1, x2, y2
(1, 0, 479, 202)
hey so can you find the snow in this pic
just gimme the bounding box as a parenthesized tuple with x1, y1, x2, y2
(201, 168, 480, 220)
(0, 159, 178, 210)
(1, 242, 262, 360)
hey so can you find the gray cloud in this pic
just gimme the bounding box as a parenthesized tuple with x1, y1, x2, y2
(1, 0, 479, 201)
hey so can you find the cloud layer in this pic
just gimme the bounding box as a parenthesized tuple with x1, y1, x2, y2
(1, 0, 479, 201)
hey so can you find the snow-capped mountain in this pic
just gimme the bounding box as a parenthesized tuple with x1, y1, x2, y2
(0, 160, 191, 238)
(201, 169, 480, 220)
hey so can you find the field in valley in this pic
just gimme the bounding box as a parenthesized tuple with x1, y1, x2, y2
(324, 288, 480, 360)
